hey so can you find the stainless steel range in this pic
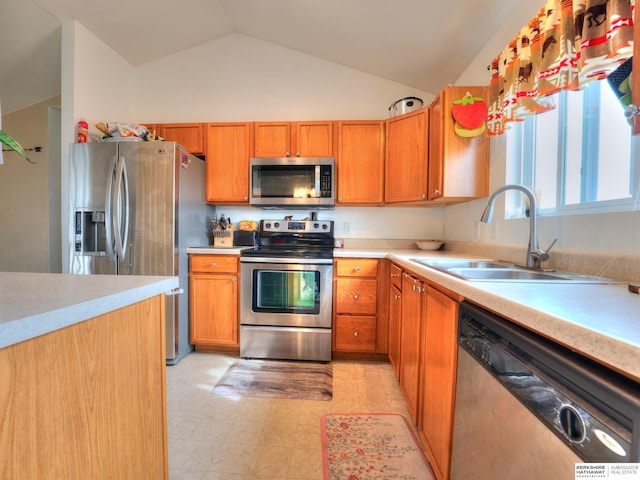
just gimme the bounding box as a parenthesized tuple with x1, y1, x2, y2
(240, 219, 334, 362)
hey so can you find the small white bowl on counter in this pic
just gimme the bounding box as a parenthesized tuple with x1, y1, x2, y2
(416, 240, 444, 251)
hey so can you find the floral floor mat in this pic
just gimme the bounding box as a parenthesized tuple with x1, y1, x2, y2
(321, 413, 434, 480)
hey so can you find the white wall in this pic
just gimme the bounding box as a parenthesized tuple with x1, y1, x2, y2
(448, 4, 640, 255)
(134, 33, 432, 122)
(134, 33, 446, 241)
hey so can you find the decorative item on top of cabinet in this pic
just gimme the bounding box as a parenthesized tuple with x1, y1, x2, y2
(418, 286, 459, 480)
(633, 16, 640, 135)
(336, 120, 385, 205)
(399, 272, 424, 424)
(157, 123, 205, 155)
(333, 258, 387, 358)
(189, 254, 239, 350)
(253, 121, 334, 158)
(388, 263, 403, 380)
(428, 85, 490, 203)
(385, 108, 429, 204)
(205, 123, 251, 204)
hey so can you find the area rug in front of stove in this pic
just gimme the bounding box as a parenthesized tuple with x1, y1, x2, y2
(321, 413, 435, 480)
(211, 359, 332, 401)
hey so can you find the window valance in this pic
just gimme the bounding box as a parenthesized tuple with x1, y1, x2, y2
(487, 0, 635, 135)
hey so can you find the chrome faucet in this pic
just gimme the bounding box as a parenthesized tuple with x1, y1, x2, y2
(480, 184, 557, 270)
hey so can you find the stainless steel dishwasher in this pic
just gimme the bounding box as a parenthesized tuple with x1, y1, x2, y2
(451, 301, 640, 479)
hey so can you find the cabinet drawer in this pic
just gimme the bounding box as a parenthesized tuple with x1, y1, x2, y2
(335, 315, 377, 351)
(335, 278, 377, 314)
(390, 263, 403, 289)
(335, 259, 378, 277)
(190, 255, 238, 273)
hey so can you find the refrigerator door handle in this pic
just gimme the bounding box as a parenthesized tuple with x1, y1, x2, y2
(113, 154, 130, 259)
(104, 154, 118, 261)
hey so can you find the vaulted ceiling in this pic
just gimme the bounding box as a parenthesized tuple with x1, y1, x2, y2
(1, 0, 527, 113)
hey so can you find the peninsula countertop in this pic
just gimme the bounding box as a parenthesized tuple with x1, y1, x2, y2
(334, 248, 640, 382)
(0, 272, 179, 349)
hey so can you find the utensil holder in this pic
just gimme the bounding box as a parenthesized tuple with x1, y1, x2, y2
(213, 226, 234, 248)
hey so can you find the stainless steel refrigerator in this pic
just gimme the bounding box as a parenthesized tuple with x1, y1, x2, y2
(65, 141, 214, 364)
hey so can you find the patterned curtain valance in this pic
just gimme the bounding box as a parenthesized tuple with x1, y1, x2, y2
(487, 0, 635, 136)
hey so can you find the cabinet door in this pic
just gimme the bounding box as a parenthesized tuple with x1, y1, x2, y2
(388, 282, 402, 379)
(253, 122, 290, 157)
(336, 121, 384, 205)
(399, 273, 424, 423)
(334, 315, 377, 351)
(335, 278, 377, 315)
(419, 287, 459, 480)
(205, 123, 251, 203)
(158, 123, 205, 155)
(428, 85, 489, 201)
(189, 272, 238, 346)
(385, 109, 429, 203)
(293, 121, 334, 157)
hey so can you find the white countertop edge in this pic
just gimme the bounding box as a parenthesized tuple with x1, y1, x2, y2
(0, 274, 178, 349)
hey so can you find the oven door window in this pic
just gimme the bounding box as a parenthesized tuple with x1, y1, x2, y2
(253, 269, 320, 314)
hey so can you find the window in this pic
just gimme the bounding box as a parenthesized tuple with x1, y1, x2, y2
(505, 80, 638, 218)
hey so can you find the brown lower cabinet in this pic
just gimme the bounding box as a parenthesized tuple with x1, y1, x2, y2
(418, 286, 459, 480)
(189, 254, 239, 349)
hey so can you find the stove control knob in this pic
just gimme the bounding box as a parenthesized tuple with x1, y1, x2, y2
(322, 224, 328, 230)
(313, 223, 319, 229)
(265, 222, 272, 229)
(274, 222, 280, 228)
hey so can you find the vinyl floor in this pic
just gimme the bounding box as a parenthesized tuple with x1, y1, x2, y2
(166, 352, 422, 479)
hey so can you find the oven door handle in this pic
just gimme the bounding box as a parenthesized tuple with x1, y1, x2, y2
(240, 256, 333, 265)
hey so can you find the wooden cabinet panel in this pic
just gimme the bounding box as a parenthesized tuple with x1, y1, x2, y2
(399, 273, 424, 423)
(253, 121, 333, 157)
(428, 85, 489, 202)
(205, 123, 251, 204)
(335, 258, 379, 277)
(190, 255, 238, 274)
(334, 315, 377, 351)
(388, 279, 402, 379)
(158, 123, 205, 155)
(0, 296, 168, 479)
(335, 278, 377, 315)
(385, 109, 429, 203)
(419, 287, 459, 480)
(189, 254, 239, 347)
(336, 120, 385, 205)
(293, 121, 334, 157)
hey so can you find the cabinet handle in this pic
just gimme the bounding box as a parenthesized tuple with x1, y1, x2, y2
(296, 151, 300, 157)
(395, 294, 401, 300)
(353, 294, 360, 300)
(354, 266, 360, 272)
(434, 189, 441, 195)
(210, 262, 217, 267)
(421, 193, 426, 199)
(232, 277, 237, 283)
(286, 151, 290, 157)
(353, 331, 359, 337)
(338, 197, 342, 202)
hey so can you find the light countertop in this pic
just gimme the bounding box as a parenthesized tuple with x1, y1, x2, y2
(335, 248, 640, 381)
(0, 272, 179, 349)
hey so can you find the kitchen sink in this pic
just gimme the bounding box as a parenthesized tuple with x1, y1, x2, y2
(410, 258, 621, 284)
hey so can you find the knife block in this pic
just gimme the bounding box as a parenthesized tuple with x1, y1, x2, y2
(213, 226, 234, 248)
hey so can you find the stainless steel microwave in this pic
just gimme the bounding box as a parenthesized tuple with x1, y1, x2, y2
(249, 157, 335, 208)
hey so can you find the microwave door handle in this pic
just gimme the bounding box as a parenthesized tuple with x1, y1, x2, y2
(314, 165, 320, 197)
(105, 154, 117, 260)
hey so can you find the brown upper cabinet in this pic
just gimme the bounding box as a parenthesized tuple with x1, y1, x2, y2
(253, 121, 334, 157)
(336, 120, 385, 205)
(157, 123, 206, 155)
(385, 109, 429, 203)
(204, 123, 252, 204)
(427, 85, 489, 203)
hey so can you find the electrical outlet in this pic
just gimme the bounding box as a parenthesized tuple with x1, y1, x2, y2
(343, 222, 351, 234)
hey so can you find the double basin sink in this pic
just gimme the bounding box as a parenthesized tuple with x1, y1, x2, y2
(410, 258, 621, 284)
